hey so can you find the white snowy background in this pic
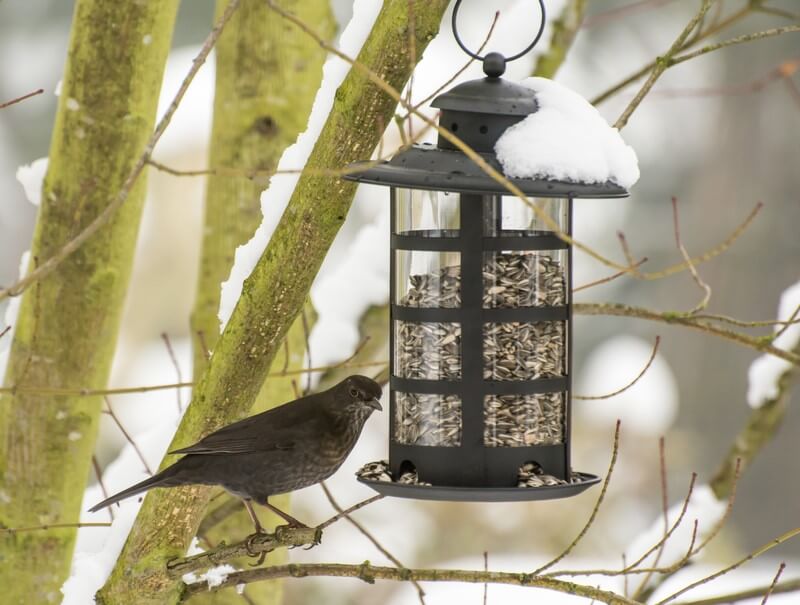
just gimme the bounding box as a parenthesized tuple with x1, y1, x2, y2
(1, 0, 799, 603)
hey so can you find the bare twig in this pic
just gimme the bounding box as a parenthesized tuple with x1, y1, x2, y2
(575, 302, 800, 365)
(630, 437, 670, 599)
(672, 197, 711, 313)
(103, 396, 153, 475)
(160, 332, 184, 414)
(655, 527, 800, 604)
(546, 473, 697, 578)
(761, 563, 786, 605)
(0, 522, 111, 534)
(666, 25, 800, 70)
(532, 421, 621, 574)
(316, 495, 384, 531)
(91, 456, 113, 521)
(573, 257, 648, 293)
(0, 0, 242, 303)
(575, 337, 660, 400)
(0, 88, 44, 109)
(615, 0, 715, 129)
(675, 577, 800, 605)
(483, 551, 489, 605)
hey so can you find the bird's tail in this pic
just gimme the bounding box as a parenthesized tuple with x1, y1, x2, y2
(88, 469, 175, 512)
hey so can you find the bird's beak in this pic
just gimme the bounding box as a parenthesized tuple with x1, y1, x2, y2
(367, 397, 383, 411)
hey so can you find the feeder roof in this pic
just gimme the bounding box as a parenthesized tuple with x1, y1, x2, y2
(345, 143, 629, 198)
(431, 77, 539, 116)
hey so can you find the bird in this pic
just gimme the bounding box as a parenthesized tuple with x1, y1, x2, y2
(89, 375, 383, 533)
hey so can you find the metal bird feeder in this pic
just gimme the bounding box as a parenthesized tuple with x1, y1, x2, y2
(347, 0, 629, 501)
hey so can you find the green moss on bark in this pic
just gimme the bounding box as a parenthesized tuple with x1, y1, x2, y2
(99, 2, 448, 603)
(0, 1, 178, 602)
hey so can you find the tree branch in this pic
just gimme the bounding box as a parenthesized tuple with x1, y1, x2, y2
(181, 562, 642, 604)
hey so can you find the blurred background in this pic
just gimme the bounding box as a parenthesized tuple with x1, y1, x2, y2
(1, 0, 799, 603)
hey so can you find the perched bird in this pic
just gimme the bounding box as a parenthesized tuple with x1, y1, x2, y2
(89, 375, 382, 532)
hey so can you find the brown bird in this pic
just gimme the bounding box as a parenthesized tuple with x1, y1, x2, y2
(89, 375, 382, 532)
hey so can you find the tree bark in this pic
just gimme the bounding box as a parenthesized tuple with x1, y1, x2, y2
(0, 1, 178, 602)
(188, 2, 333, 603)
(98, 2, 449, 603)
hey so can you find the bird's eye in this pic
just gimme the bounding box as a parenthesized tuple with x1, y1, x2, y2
(349, 388, 359, 398)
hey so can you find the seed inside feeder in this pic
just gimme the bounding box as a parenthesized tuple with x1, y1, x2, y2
(394, 251, 566, 447)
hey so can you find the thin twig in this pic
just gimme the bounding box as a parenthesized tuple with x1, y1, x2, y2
(761, 563, 786, 605)
(316, 495, 384, 531)
(667, 25, 800, 70)
(546, 473, 697, 578)
(575, 337, 660, 400)
(0, 0, 242, 303)
(573, 257, 648, 293)
(91, 456, 113, 521)
(0, 360, 388, 397)
(0, 522, 111, 534)
(0, 88, 44, 109)
(672, 197, 711, 313)
(532, 421, 621, 575)
(483, 551, 489, 605)
(103, 396, 153, 475)
(615, 0, 715, 129)
(161, 332, 184, 414)
(655, 527, 800, 604)
(630, 437, 671, 599)
(675, 577, 800, 605)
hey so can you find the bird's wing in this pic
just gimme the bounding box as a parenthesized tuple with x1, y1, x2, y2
(169, 397, 321, 455)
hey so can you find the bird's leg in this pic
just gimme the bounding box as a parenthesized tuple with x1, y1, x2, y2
(243, 499, 270, 564)
(242, 499, 265, 534)
(261, 499, 308, 528)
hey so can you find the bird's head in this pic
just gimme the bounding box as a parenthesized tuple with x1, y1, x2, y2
(339, 375, 383, 416)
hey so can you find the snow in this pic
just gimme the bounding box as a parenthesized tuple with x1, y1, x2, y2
(747, 279, 800, 408)
(15, 156, 48, 206)
(183, 564, 238, 590)
(61, 503, 139, 605)
(309, 208, 389, 369)
(495, 77, 640, 188)
(577, 334, 678, 436)
(218, 0, 382, 328)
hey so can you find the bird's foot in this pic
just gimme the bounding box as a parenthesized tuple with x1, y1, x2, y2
(244, 531, 270, 566)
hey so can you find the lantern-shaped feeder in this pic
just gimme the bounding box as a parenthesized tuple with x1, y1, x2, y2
(349, 4, 630, 502)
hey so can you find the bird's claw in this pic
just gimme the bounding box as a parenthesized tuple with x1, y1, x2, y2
(244, 531, 268, 565)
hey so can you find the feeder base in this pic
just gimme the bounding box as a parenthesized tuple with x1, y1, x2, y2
(356, 472, 600, 502)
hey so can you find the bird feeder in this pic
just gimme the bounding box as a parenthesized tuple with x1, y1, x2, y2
(347, 0, 629, 501)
